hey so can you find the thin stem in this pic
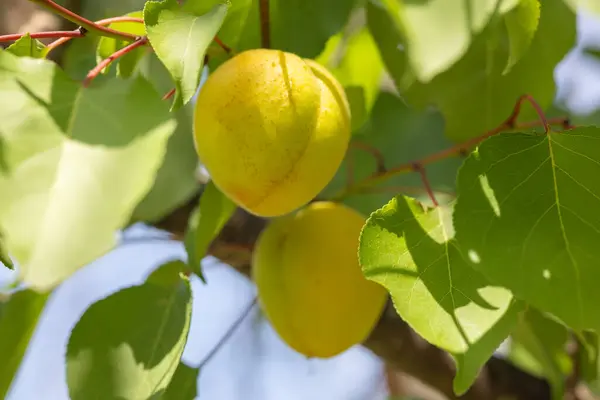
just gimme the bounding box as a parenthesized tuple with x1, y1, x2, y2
(505, 94, 550, 133)
(214, 36, 234, 55)
(83, 37, 148, 87)
(413, 164, 439, 207)
(0, 30, 83, 43)
(29, 0, 138, 41)
(259, 0, 271, 48)
(197, 296, 258, 369)
(334, 111, 571, 200)
(162, 88, 176, 101)
(46, 16, 144, 54)
(350, 141, 387, 173)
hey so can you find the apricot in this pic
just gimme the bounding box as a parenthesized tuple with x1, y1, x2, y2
(252, 201, 388, 358)
(193, 49, 351, 217)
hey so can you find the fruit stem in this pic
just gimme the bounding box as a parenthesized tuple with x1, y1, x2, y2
(259, 0, 271, 48)
(28, 0, 138, 41)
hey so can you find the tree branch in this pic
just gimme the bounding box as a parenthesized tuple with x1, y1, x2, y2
(153, 197, 552, 400)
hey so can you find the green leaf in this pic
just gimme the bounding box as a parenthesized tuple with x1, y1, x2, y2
(0, 51, 177, 290)
(404, 0, 575, 142)
(66, 261, 193, 400)
(359, 195, 523, 395)
(0, 289, 48, 398)
(508, 308, 571, 399)
(316, 26, 384, 132)
(184, 180, 236, 280)
(379, 0, 519, 83)
(453, 127, 600, 332)
(5, 34, 48, 58)
(61, 35, 99, 81)
(502, 0, 540, 75)
(563, 0, 600, 14)
(161, 362, 199, 400)
(320, 91, 461, 215)
(133, 53, 201, 223)
(365, 0, 409, 92)
(96, 11, 146, 78)
(144, 0, 229, 110)
(0, 235, 13, 270)
(270, 0, 358, 58)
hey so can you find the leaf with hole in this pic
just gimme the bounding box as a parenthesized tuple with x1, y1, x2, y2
(359, 195, 523, 394)
(454, 127, 600, 332)
(66, 261, 192, 400)
(144, 0, 229, 110)
(0, 51, 176, 290)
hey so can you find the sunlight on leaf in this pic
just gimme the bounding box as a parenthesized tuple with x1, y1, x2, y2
(0, 51, 176, 290)
(502, 0, 540, 75)
(359, 195, 523, 394)
(144, 0, 229, 110)
(454, 127, 600, 332)
(66, 261, 192, 400)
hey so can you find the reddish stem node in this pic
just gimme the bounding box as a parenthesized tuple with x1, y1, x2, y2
(83, 37, 148, 87)
(0, 30, 83, 43)
(504, 94, 550, 133)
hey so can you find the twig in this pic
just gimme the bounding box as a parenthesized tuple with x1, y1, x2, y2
(412, 163, 439, 207)
(505, 94, 550, 133)
(259, 0, 271, 48)
(214, 36, 233, 55)
(334, 111, 570, 201)
(196, 296, 258, 369)
(83, 37, 148, 87)
(0, 30, 83, 43)
(46, 16, 144, 54)
(162, 88, 176, 101)
(28, 0, 138, 41)
(349, 141, 387, 173)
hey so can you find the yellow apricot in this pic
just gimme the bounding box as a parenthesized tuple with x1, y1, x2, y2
(252, 201, 388, 358)
(193, 49, 351, 217)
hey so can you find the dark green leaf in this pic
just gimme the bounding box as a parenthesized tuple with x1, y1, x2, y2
(162, 362, 199, 400)
(508, 308, 571, 399)
(61, 35, 99, 81)
(359, 195, 523, 394)
(184, 181, 236, 280)
(502, 0, 540, 74)
(454, 127, 600, 332)
(404, 0, 575, 141)
(270, 0, 358, 58)
(320, 92, 461, 215)
(144, 0, 229, 110)
(5, 34, 48, 58)
(66, 261, 193, 400)
(0, 51, 177, 290)
(0, 289, 48, 398)
(96, 11, 146, 78)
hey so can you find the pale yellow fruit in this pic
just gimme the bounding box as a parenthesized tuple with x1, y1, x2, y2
(193, 49, 351, 217)
(252, 201, 388, 358)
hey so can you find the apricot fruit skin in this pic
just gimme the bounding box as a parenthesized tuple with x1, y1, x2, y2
(193, 49, 351, 217)
(252, 201, 388, 358)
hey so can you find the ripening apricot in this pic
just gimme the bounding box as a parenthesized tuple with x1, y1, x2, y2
(193, 49, 351, 217)
(252, 201, 388, 358)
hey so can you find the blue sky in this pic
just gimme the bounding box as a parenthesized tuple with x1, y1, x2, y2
(3, 10, 600, 400)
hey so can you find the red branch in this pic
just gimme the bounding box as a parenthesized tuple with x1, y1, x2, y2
(337, 95, 571, 202)
(162, 88, 176, 101)
(83, 37, 148, 87)
(214, 36, 233, 54)
(46, 16, 144, 54)
(0, 30, 83, 43)
(29, 0, 138, 41)
(259, 0, 271, 48)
